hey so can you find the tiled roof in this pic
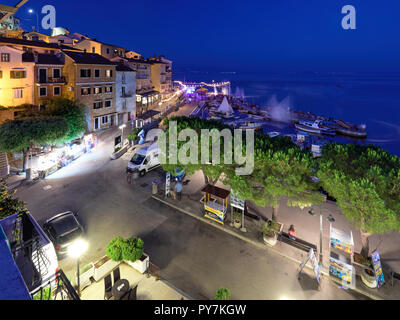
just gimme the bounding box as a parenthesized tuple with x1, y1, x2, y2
(63, 50, 117, 65)
(116, 64, 135, 72)
(0, 37, 81, 51)
(22, 53, 64, 65)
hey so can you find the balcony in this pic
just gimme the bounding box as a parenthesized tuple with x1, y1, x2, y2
(120, 92, 134, 98)
(39, 76, 66, 84)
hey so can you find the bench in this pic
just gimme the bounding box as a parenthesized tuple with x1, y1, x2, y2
(279, 232, 317, 253)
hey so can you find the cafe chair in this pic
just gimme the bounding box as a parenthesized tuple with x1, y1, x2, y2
(104, 274, 113, 300)
(113, 267, 121, 284)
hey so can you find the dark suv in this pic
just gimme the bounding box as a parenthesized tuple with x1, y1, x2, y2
(43, 211, 84, 259)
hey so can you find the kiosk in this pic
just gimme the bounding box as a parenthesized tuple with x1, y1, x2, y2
(201, 184, 230, 225)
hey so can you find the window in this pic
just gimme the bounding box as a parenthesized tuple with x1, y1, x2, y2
(105, 99, 112, 108)
(81, 87, 91, 96)
(94, 87, 102, 95)
(39, 87, 47, 97)
(14, 88, 23, 98)
(53, 68, 61, 79)
(106, 48, 110, 54)
(80, 69, 91, 78)
(1, 53, 10, 62)
(10, 70, 26, 79)
(53, 86, 61, 96)
(92, 47, 95, 53)
(105, 86, 113, 93)
(94, 69, 100, 78)
(122, 86, 126, 96)
(102, 115, 109, 124)
(93, 101, 103, 109)
(105, 69, 113, 77)
(0, 71, 2, 79)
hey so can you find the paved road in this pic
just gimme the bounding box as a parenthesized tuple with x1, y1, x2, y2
(13, 122, 368, 300)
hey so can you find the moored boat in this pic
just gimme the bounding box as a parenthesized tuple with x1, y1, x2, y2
(295, 120, 336, 136)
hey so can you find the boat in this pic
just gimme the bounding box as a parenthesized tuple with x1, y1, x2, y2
(237, 121, 263, 130)
(334, 120, 367, 138)
(295, 120, 336, 136)
(268, 131, 281, 138)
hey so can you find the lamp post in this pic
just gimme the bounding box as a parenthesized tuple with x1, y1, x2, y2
(28, 9, 39, 33)
(68, 239, 88, 296)
(308, 206, 324, 268)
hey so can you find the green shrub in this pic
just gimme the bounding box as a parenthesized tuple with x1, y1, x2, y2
(122, 237, 144, 262)
(33, 287, 52, 300)
(114, 146, 121, 153)
(106, 237, 124, 261)
(215, 287, 230, 300)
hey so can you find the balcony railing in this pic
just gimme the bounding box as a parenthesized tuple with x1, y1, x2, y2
(39, 76, 66, 84)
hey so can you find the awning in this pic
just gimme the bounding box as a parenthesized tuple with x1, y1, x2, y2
(137, 109, 161, 120)
(201, 184, 230, 199)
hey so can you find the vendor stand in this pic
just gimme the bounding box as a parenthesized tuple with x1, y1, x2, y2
(201, 184, 230, 225)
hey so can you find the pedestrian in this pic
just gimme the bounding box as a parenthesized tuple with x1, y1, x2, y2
(170, 180, 176, 200)
(288, 225, 296, 240)
(175, 179, 182, 201)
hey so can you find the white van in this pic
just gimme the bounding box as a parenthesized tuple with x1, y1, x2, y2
(127, 142, 160, 176)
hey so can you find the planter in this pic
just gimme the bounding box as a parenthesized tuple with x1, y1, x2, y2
(111, 145, 128, 160)
(125, 253, 149, 274)
(263, 233, 278, 246)
(361, 268, 377, 289)
(93, 255, 121, 281)
(75, 262, 94, 290)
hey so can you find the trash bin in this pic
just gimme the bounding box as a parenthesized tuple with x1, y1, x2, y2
(152, 180, 158, 195)
(25, 168, 32, 181)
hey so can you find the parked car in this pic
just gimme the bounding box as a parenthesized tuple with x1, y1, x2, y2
(43, 211, 84, 259)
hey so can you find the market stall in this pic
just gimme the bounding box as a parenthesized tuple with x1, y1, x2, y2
(201, 184, 230, 225)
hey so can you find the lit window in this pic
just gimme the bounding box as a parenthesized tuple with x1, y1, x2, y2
(105, 69, 113, 77)
(81, 87, 91, 96)
(94, 87, 102, 95)
(1, 53, 10, 62)
(10, 70, 26, 79)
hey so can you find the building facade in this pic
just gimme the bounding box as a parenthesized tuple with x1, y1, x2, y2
(59, 50, 117, 132)
(115, 65, 136, 125)
(149, 56, 173, 97)
(74, 39, 125, 60)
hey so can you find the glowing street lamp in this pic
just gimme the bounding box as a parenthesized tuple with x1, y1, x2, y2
(28, 9, 40, 33)
(68, 239, 88, 296)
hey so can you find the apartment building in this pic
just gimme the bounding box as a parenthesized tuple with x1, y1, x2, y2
(59, 50, 117, 131)
(0, 45, 35, 107)
(149, 56, 173, 97)
(74, 38, 125, 60)
(115, 64, 136, 125)
(21, 52, 66, 107)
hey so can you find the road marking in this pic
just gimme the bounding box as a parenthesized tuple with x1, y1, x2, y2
(43, 185, 52, 190)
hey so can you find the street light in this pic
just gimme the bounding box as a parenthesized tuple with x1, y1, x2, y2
(68, 239, 88, 296)
(28, 9, 40, 33)
(308, 206, 324, 268)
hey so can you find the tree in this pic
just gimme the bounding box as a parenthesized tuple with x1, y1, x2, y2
(225, 133, 324, 221)
(0, 117, 69, 171)
(215, 288, 230, 300)
(161, 116, 232, 185)
(40, 98, 87, 143)
(317, 143, 400, 259)
(0, 177, 28, 219)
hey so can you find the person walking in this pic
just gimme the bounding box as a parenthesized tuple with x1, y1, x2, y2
(288, 225, 296, 240)
(175, 179, 183, 201)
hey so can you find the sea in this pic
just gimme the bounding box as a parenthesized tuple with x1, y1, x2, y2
(175, 71, 400, 157)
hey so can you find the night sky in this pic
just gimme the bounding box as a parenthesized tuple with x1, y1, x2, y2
(6, 0, 400, 72)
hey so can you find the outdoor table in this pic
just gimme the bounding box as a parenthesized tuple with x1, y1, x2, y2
(111, 279, 130, 300)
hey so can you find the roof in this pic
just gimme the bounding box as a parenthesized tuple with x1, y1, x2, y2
(80, 38, 124, 49)
(127, 58, 153, 65)
(0, 225, 31, 300)
(116, 64, 135, 72)
(201, 184, 230, 199)
(137, 90, 160, 98)
(22, 53, 64, 65)
(63, 50, 117, 65)
(137, 109, 161, 120)
(0, 37, 79, 51)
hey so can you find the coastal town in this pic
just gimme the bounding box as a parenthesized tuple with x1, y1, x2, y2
(0, 0, 399, 307)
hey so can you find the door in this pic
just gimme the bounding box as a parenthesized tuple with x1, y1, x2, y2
(110, 115, 115, 126)
(94, 117, 99, 130)
(39, 69, 47, 83)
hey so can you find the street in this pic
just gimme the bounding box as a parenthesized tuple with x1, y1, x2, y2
(13, 118, 368, 300)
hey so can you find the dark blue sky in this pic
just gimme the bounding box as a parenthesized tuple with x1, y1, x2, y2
(9, 0, 400, 72)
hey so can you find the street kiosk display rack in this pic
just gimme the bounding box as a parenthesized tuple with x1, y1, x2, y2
(371, 249, 385, 287)
(330, 225, 354, 258)
(201, 184, 230, 225)
(329, 257, 354, 285)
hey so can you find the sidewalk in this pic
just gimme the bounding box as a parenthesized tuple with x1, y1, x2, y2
(80, 262, 193, 300)
(151, 171, 400, 300)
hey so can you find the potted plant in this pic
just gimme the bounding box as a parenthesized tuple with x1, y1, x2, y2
(261, 221, 278, 246)
(127, 128, 140, 146)
(215, 287, 230, 300)
(122, 237, 149, 274)
(360, 259, 377, 289)
(232, 211, 242, 229)
(94, 237, 124, 281)
(111, 144, 128, 160)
